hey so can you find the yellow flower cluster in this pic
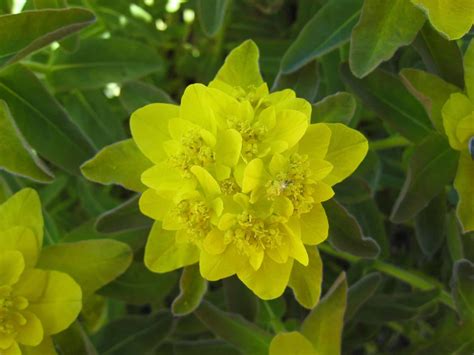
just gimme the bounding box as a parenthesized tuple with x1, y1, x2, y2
(132, 41, 368, 300)
(0, 189, 82, 355)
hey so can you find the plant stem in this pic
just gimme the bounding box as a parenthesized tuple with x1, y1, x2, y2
(22, 61, 51, 74)
(370, 135, 411, 151)
(318, 244, 455, 310)
(262, 301, 286, 333)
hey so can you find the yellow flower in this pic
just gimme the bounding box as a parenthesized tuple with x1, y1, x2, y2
(132, 40, 368, 302)
(411, 0, 474, 40)
(442, 40, 474, 232)
(0, 189, 82, 355)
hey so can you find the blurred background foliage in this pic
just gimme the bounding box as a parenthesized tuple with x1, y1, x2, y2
(0, 0, 473, 354)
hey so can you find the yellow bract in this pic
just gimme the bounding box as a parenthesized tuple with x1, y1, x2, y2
(442, 40, 474, 232)
(133, 40, 368, 303)
(411, 0, 474, 40)
(0, 189, 82, 355)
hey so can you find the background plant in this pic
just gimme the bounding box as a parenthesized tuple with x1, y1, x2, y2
(0, 0, 473, 354)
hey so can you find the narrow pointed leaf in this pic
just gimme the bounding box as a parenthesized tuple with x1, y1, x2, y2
(172, 264, 208, 316)
(311, 92, 356, 124)
(197, 0, 230, 37)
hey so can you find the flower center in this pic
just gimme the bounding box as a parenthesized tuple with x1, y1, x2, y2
(225, 211, 283, 255)
(175, 199, 211, 241)
(266, 154, 315, 215)
(228, 119, 267, 160)
(169, 130, 215, 175)
(0, 285, 28, 337)
(220, 178, 240, 195)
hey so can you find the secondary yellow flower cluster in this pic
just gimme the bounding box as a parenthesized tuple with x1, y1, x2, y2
(132, 41, 368, 299)
(441, 40, 474, 233)
(0, 189, 82, 355)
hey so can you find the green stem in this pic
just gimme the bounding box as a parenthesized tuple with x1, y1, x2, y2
(22, 61, 51, 74)
(318, 244, 455, 310)
(262, 301, 286, 333)
(370, 135, 411, 151)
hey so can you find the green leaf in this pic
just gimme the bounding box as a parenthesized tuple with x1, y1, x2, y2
(349, 0, 425, 78)
(93, 311, 173, 355)
(415, 191, 447, 257)
(0, 64, 95, 175)
(58, 89, 126, 150)
(301, 272, 347, 355)
(47, 38, 165, 91)
(273, 61, 319, 102)
(356, 290, 439, 323)
(311, 92, 356, 124)
(345, 272, 382, 322)
(464, 40, 474, 101)
(400, 68, 461, 133)
(446, 211, 464, 262)
(223, 277, 258, 321)
(0, 100, 53, 182)
(54, 321, 98, 355)
(95, 195, 152, 234)
(172, 264, 208, 316)
(281, 0, 363, 73)
(0, 8, 95, 67)
(197, 0, 230, 37)
(194, 301, 272, 355)
(98, 262, 178, 305)
(340, 63, 433, 143)
(173, 340, 240, 355)
(451, 259, 474, 321)
(119, 81, 173, 115)
(324, 199, 380, 258)
(288, 247, 323, 309)
(391, 133, 458, 223)
(412, 23, 464, 88)
(38, 239, 133, 297)
(81, 139, 153, 193)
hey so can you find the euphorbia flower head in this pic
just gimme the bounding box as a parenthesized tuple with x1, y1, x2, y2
(132, 40, 368, 302)
(0, 189, 82, 355)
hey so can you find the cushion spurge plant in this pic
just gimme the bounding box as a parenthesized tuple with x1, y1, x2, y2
(131, 40, 369, 302)
(0, 189, 82, 355)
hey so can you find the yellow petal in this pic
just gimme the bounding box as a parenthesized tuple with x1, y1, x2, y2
(248, 249, 264, 270)
(22, 269, 82, 335)
(286, 227, 309, 266)
(454, 153, 474, 233)
(411, 0, 474, 40)
(312, 182, 335, 203)
(199, 244, 244, 281)
(309, 158, 334, 181)
(141, 162, 195, 198)
(0, 334, 14, 351)
(238, 257, 293, 300)
(191, 166, 221, 199)
(21, 336, 56, 355)
(203, 229, 227, 255)
(0, 188, 43, 251)
(455, 113, 474, 147)
(269, 332, 318, 355)
(268, 110, 309, 150)
(442, 93, 474, 150)
(210, 40, 263, 92)
(288, 247, 323, 309)
(298, 123, 332, 160)
(242, 159, 267, 193)
(323, 123, 369, 186)
(180, 84, 217, 134)
(301, 204, 329, 245)
(0, 250, 24, 285)
(139, 189, 172, 221)
(130, 103, 179, 163)
(2, 342, 21, 355)
(15, 311, 44, 347)
(215, 129, 242, 167)
(1, 227, 38, 268)
(144, 222, 200, 273)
